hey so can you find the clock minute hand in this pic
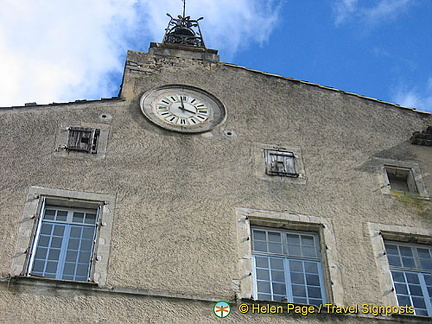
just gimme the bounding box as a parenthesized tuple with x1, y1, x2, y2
(180, 97, 196, 114)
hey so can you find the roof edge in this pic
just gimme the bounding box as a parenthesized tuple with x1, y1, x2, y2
(0, 97, 125, 111)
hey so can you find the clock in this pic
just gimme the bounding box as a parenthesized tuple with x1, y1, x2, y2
(140, 85, 226, 133)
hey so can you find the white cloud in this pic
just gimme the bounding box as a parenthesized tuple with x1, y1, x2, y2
(333, 0, 414, 26)
(393, 77, 432, 112)
(334, 0, 358, 26)
(0, 0, 281, 107)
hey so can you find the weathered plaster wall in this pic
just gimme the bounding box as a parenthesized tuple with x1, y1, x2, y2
(0, 46, 430, 322)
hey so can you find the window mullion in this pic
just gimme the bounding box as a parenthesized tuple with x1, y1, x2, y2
(56, 211, 73, 280)
(284, 257, 293, 303)
(26, 197, 46, 275)
(419, 273, 432, 316)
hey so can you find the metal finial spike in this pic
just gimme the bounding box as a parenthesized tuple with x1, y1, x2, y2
(182, 0, 186, 17)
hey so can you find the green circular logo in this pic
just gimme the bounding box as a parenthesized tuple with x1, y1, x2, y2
(213, 301, 231, 318)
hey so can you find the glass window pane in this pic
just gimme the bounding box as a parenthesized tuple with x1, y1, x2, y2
(301, 235, 315, 247)
(288, 245, 301, 257)
(270, 258, 284, 270)
(255, 257, 269, 268)
(48, 249, 60, 261)
(56, 211, 68, 221)
(44, 210, 55, 220)
(83, 227, 95, 239)
(289, 260, 303, 272)
(53, 225, 65, 236)
(304, 262, 318, 274)
(63, 263, 75, 275)
(292, 284, 306, 297)
(394, 283, 408, 295)
(309, 299, 322, 306)
(268, 232, 281, 242)
(271, 270, 285, 282)
(293, 297, 307, 304)
(51, 237, 62, 248)
(272, 283, 286, 295)
(387, 255, 401, 267)
(257, 281, 271, 294)
(290, 272, 305, 284)
(399, 246, 413, 257)
(306, 274, 320, 286)
(85, 213, 97, 224)
(308, 286, 322, 298)
(38, 236, 50, 247)
(45, 261, 58, 274)
(412, 297, 426, 309)
(408, 285, 423, 297)
(402, 257, 415, 268)
(80, 240, 93, 251)
(66, 250, 78, 262)
(268, 243, 282, 254)
(302, 247, 317, 258)
(76, 264, 89, 277)
(79, 251, 91, 263)
(67, 239, 80, 250)
(35, 247, 47, 259)
(32, 260, 45, 272)
(256, 269, 270, 280)
(420, 259, 432, 270)
(70, 227, 82, 238)
(385, 244, 399, 255)
(405, 273, 420, 284)
(417, 248, 431, 259)
(258, 294, 271, 301)
(287, 234, 300, 246)
(40, 224, 53, 235)
(73, 212, 84, 223)
(397, 295, 411, 307)
(253, 241, 267, 252)
(253, 230, 266, 241)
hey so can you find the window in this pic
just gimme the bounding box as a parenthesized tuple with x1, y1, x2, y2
(27, 201, 100, 282)
(385, 241, 432, 316)
(264, 149, 298, 177)
(66, 127, 100, 154)
(251, 226, 326, 305)
(384, 166, 418, 194)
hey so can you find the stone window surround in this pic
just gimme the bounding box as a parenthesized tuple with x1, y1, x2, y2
(377, 158, 429, 198)
(235, 208, 344, 305)
(12, 186, 115, 287)
(367, 222, 432, 307)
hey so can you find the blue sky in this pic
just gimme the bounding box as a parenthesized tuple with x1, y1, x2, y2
(0, 0, 431, 113)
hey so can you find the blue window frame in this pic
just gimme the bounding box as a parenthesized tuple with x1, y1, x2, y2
(385, 241, 432, 316)
(28, 203, 99, 282)
(251, 227, 327, 305)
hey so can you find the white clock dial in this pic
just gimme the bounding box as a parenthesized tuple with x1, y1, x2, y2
(155, 93, 209, 126)
(140, 85, 226, 133)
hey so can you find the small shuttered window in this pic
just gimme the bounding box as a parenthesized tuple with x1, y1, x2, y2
(66, 127, 100, 154)
(265, 150, 298, 177)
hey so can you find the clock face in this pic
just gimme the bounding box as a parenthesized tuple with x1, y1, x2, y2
(140, 85, 225, 133)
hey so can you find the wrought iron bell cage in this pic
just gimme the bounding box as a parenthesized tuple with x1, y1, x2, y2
(162, 13, 206, 48)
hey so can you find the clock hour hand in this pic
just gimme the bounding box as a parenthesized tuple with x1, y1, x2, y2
(180, 97, 196, 114)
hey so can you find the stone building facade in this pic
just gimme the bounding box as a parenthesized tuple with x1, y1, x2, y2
(0, 14, 431, 323)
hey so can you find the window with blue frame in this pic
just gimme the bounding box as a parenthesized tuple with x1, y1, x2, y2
(251, 227, 327, 305)
(385, 241, 432, 316)
(28, 204, 99, 282)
